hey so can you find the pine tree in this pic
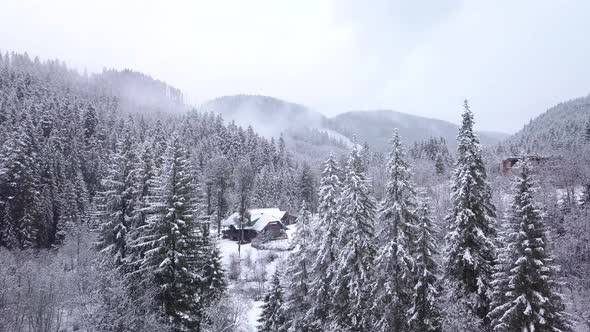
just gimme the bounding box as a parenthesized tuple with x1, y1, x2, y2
(258, 269, 286, 332)
(298, 162, 316, 213)
(136, 135, 204, 331)
(408, 201, 442, 332)
(584, 119, 590, 142)
(435, 153, 445, 175)
(0, 114, 42, 249)
(488, 161, 573, 332)
(125, 142, 157, 273)
(445, 100, 497, 323)
(282, 201, 312, 332)
(487, 215, 512, 332)
(371, 131, 419, 332)
(330, 145, 377, 331)
(200, 226, 226, 307)
(233, 159, 255, 252)
(305, 153, 342, 331)
(95, 132, 138, 266)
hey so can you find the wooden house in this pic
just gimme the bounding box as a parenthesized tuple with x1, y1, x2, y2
(221, 208, 295, 242)
(502, 155, 552, 176)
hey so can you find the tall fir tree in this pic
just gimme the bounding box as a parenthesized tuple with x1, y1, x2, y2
(0, 114, 42, 249)
(445, 100, 497, 323)
(135, 135, 205, 331)
(298, 162, 316, 213)
(95, 131, 138, 266)
(488, 161, 572, 332)
(282, 201, 312, 332)
(435, 153, 445, 175)
(371, 131, 420, 332)
(258, 269, 286, 332)
(305, 153, 342, 331)
(330, 145, 377, 331)
(408, 201, 442, 332)
(199, 224, 226, 307)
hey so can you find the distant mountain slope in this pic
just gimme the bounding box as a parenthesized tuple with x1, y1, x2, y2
(92, 69, 186, 114)
(507, 95, 590, 152)
(201, 95, 351, 162)
(201, 95, 326, 138)
(202, 95, 508, 156)
(327, 110, 508, 152)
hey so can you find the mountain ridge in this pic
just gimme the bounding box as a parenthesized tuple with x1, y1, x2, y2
(504, 94, 590, 152)
(202, 94, 510, 153)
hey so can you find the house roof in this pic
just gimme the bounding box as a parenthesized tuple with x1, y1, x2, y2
(221, 208, 287, 231)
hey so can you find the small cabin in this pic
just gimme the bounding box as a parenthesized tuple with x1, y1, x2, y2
(502, 155, 551, 176)
(221, 208, 295, 242)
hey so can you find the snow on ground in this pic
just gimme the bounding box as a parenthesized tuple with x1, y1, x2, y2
(218, 224, 298, 331)
(247, 301, 264, 330)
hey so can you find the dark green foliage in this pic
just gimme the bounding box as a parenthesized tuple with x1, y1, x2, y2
(258, 270, 286, 332)
(488, 162, 573, 332)
(446, 101, 497, 323)
(330, 145, 377, 331)
(138, 136, 204, 331)
(371, 131, 420, 332)
(408, 202, 442, 332)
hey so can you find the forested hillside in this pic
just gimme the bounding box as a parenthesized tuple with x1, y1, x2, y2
(203, 95, 508, 158)
(505, 94, 590, 152)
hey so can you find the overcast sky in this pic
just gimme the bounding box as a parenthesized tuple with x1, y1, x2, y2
(1, 0, 589, 133)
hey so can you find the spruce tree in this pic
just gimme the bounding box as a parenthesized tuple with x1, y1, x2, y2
(371, 131, 419, 332)
(95, 132, 138, 266)
(298, 162, 316, 213)
(445, 100, 497, 322)
(0, 114, 42, 249)
(136, 135, 204, 331)
(408, 201, 442, 332)
(282, 201, 312, 332)
(200, 226, 226, 307)
(258, 269, 286, 332)
(305, 153, 342, 331)
(330, 145, 377, 331)
(487, 215, 512, 332)
(584, 119, 590, 142)
(488, 161, 572, 332)
(435, 153, 445, 175)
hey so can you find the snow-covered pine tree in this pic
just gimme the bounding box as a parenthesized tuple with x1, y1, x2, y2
(408, 201, 442, 332)
(125, 142, 157, 269)
(305, 153, 342, 331)
(200, 234, 225, 306)
(233, 158, 255, 251)
(0, 113, 42, 249)
(136, 135, 204, 331)
(445, 100, 497, 323)
(282, 200, 313, 332)
(371, 131, 419, 332)
(298, 162, 317, 213)
(435, 153, 445, 175)
(258, 269, 286, 332)
(487, 214, 512, 331)
(584, 119, 590, 142)
(330, 145, 377, 331)
(488, 161, 573, 332)
(95, 131, 138, 267)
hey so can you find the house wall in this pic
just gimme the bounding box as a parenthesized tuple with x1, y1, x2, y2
(264, 222, 283, 238)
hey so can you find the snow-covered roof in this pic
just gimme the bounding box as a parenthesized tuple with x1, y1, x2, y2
(221, 208, 286, 231)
